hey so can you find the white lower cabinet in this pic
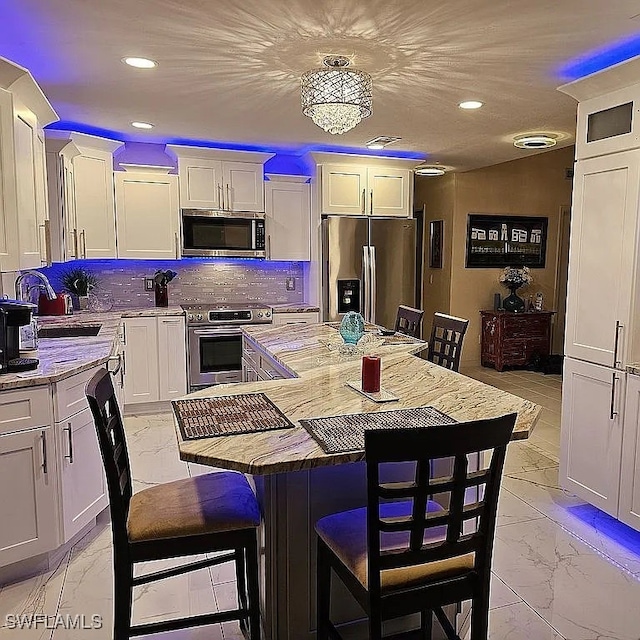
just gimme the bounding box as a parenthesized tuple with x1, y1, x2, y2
(560, 358, 624, 517)
(123, 315, 187, 406)
(57, 407, 107, 542)
(0, 427, 57, 566)
(620, 373, 640, 530)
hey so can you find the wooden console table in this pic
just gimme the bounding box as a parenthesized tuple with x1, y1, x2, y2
(480, 310, 554, 372)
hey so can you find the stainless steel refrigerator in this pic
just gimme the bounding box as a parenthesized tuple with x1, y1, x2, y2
(322, 215, 421, 331)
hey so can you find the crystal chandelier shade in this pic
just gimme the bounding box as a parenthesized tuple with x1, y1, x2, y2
(301, 56, 372, 135)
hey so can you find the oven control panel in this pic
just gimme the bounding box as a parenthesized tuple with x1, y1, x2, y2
(182, 304, 272, 326)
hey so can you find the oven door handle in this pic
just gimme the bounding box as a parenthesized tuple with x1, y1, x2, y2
(191, 328, 245, 336)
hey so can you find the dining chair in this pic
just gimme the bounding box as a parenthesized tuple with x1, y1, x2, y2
(86, 368, 261, 640)
(315, 412, 517, 640)
(426, 312, 469, 372)
(394, 305, 425, 338)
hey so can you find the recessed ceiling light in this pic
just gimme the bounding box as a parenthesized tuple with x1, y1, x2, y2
(513, 133, 557, 149)
(365, 135, 401, 150)
(414, 164, 446, 176)
(122, 57, 157, 69)
(131, 121, 154, 129)
(459, 100, 483, 110)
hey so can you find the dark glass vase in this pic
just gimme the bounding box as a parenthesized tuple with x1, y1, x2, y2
(154, 284, 168, 307)
(502, 285, 525, 312)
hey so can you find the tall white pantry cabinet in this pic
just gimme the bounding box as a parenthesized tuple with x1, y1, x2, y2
(558, 59, 640, 531)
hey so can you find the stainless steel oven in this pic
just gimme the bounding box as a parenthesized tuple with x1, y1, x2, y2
(183, 304, 272, 391)
(181, 210, 266, 258)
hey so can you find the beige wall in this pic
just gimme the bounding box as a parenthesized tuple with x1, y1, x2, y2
(415, 146, 575, 365)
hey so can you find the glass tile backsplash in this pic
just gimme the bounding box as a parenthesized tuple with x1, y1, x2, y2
(39, 259, 305, 309)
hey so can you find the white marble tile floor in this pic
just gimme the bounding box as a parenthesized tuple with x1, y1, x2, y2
(2, 367, 640, 639)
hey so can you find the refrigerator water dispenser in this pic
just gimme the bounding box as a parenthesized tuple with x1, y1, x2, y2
(337, 279, 360, 314)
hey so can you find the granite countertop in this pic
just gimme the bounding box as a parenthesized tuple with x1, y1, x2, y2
(271, 304, 321, 313)
(176, 324, 540, 475)
(0, 307, 185, 391)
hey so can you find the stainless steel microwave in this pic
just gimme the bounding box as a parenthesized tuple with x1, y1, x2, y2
(181, 210, 266, 258)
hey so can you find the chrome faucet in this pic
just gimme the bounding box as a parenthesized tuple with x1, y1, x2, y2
(14, 270, 57, 302)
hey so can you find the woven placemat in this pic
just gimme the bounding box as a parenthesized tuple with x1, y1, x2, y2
(300, 406, 456, 454)
(172, 393, 294, 441)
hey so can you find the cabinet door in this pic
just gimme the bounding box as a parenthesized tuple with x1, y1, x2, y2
(158, 316, 187, 401)
(321, 165, 367, 215)
(367, 167, 411, 217)
(115, 172, 180, 259)
(74, 152, 117, 258)
(0, 428, 57, 566)
(242, 357, 258, 383)
(620, 374, 640, 530)
(0, 88, 19, 272)
(14, 114, 41, 269)
(560, 358, 624, 517)
(265, 181, 311, 260)
(223, 161, 264, 212)
(179, 159, 223, 209)
(63, 156, 79, 260)
(58, 408, 107, 542)
(33, 130, 50, 266)
(564, 151, 640, 367)
(123, 317, 159, 405)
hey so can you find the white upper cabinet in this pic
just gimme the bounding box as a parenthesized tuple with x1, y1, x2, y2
(115, 170, 180, 260)
(0, 58, 58, 271)
(320, 161, 413, 217)
(265, 176, 311, 261)
(72, 137, 121, 258)
(564, 151, 640, 368)
(321, 164, 368, 214)
(45, 133, 121, 261)
(168, 145, 274, 212)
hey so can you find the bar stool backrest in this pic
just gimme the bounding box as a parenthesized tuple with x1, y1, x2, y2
(426, 313, 469, 371)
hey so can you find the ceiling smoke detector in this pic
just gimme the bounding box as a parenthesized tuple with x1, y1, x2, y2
(513, 133, 557, 149)
(414, 164, 446, 176)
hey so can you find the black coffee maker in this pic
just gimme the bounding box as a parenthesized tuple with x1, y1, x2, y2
(0, 300, 38, 374)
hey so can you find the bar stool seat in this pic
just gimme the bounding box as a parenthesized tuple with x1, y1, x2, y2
(316, 501, 474, 594)
(127, 472, 261, 543)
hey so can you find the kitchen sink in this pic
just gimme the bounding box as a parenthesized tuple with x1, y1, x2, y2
(38, 324, 102, 338)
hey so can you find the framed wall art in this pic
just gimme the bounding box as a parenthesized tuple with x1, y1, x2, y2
(429, 219, 444, 269)
(465, 214, 548, 268)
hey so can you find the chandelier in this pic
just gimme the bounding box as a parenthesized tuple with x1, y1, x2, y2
(301, 55, 372, 135)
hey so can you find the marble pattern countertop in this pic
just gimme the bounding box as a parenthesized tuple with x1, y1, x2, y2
(176, 323, 541, 475)
(271, 304, 320, 313)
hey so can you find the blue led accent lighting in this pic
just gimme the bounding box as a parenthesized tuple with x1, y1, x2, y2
(42, 258, 302, 272)
(565, 503, 640, 557)
(558, 34, 640, 81)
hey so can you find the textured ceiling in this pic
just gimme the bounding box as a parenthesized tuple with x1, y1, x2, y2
(2, 0, 640, 170)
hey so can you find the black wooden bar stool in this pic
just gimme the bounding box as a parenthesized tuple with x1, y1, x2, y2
(86, 368, 261, 640)
(426, 312, 469, 372)
(315, 413, 516, 640)
(395, 305, 425, 338)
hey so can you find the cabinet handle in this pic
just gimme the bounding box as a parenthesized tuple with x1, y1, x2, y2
(226, 184, 231, 211)
(267, 235, 271, 260)
(64, 422, 74, 463)
(175, 233, 180, 259)
(361, 188, 366, 214)
(370, 189, 374, 215)
(217, 184, 223, 209)
(610, 373, 619, 420)
(121, 351, 126, 377)
(108, 353, 122, 375)
(41, 431, 48, 475)
(80, 229, 87, 258)
(613, 321, 623, 368)
(73, 228, 79, 258)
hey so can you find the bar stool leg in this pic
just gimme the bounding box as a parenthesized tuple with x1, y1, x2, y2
(245, 533, 261, 640)
(235, 547, 249, 634)
(421, 609, 433, 639)
(113, 559, 133, 640)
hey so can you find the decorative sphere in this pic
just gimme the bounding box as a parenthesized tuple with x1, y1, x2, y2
(339, 311, 365, 344)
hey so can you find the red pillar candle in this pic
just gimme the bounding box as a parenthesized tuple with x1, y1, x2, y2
(362, 356, 381, 393)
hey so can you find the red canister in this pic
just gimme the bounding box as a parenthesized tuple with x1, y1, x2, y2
(361, 356, 381, 393)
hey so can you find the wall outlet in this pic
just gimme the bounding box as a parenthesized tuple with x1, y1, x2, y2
(144, 277, 154, 291)
(285, 277, 296, 291)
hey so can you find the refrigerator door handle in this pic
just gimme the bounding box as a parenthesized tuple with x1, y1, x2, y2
(362, 246, 370, 322)
(370, 245, 377, 325)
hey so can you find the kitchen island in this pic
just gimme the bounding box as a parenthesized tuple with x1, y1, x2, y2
(174, 323, 540, 640)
